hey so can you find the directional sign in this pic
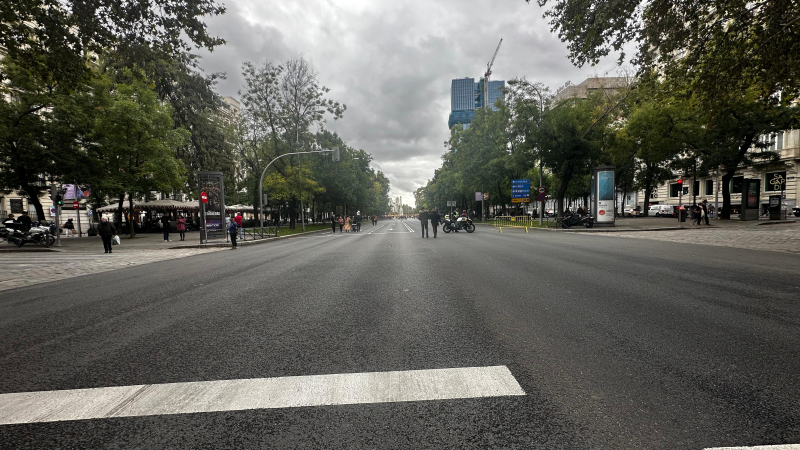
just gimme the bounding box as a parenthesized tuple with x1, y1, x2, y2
(511, 189, 530, 194)
(512, 198, 530, 203)
(512, 194, 529, 198)
(538, 186, 546, 194)
(537, 193, 546, 201)
(512, 179, 530, 185)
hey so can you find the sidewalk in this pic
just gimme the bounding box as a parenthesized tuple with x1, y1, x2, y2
(0, 228, 328, 253)
(479, 216, 798, 233)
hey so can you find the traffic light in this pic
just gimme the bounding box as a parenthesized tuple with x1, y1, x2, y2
(332, 146, 340, 162)
(55, 194, 63, 206)
(677, 179, 683, 186)
(50, 185, 58, 202)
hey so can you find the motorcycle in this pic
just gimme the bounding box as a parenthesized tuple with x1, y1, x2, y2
(442, 216, 476, 233)
(1, 222, 54, 247)
(561, 211, 594, 229)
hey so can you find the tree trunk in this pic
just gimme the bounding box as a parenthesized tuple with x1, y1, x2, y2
(720, 133, 755, 220)
(289, 198, 297, 229)
(116, 194, 125, 232)
(20, 183, 45, 221)
(128, 194, 136, 238)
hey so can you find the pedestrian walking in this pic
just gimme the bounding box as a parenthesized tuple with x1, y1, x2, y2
(702, 200, 710, 225)
(331, 213, 337, 233)
(344, 216, 352, 232)
(160, 213, 171, 241)
(355, 211, 363, 232)
(418, 208, 429, 238)
(234, 212, 244, 239)
(98, 217, 116, 253)
(691, 204, 701, 226)
(372, 215, 377, 226)
(63, 218, 75, 237)
(176, 215, 186, 241)
(228, 219, 239, 249)
(429, 208, 440, 238)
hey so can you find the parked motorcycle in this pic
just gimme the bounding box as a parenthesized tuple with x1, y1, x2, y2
(561, 211, 594, 229)
(442, 216, 476, 233)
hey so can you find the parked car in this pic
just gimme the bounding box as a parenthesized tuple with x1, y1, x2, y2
(624, 207, 641, 217)
(649, 205, 676, 217)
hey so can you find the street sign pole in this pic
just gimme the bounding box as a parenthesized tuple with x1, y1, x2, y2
(54, 205, 61, 247)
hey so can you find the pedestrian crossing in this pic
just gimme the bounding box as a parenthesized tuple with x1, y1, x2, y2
(0, 248, 221, 292)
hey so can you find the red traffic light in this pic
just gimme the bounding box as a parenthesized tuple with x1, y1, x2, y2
(677, 179, 683, 185)
(200, 192, 208, 203)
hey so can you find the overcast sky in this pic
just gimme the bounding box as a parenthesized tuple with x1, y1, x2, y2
(194, 0, 625, 206)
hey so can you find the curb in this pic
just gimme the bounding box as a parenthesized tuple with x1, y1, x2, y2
(168, 228, 330, 249)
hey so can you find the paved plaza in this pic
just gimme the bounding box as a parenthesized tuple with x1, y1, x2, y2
(603, 223, 800, 254)
(0, 247, 222, 292)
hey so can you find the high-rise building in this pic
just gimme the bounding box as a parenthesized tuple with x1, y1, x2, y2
(448, 77, 504, 129)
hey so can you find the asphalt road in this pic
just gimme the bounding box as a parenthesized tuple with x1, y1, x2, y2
(1, 219, 799, 449)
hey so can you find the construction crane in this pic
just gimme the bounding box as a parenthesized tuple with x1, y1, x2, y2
(483, 38, 503, 109)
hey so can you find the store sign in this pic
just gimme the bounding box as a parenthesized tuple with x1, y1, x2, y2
(767, 172, 786, 191)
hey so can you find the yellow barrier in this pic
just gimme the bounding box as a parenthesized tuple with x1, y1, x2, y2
(493, 216, 536, 232)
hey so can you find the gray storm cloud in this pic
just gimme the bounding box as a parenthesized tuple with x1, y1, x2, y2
(194, 0, 625, 205)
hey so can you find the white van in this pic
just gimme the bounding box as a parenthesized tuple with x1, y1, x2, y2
(649, 205, 675, 217)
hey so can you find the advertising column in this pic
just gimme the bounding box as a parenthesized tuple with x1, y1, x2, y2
(197, 171, 225, 242)
(592, 166, 616, 226)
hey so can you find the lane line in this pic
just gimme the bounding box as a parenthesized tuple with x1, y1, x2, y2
(0, 366, 525, 425)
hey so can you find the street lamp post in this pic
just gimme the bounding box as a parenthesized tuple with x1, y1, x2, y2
(258, 148, 338, 231)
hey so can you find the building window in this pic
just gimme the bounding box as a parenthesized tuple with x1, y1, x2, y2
(705, 179, 713, 195)
(777, 132, 783, 150)
(766, 171, 786, 191)
(670, 183, 680, 198)
(693, 180, 700, 195)
(731, 176, 744, 194)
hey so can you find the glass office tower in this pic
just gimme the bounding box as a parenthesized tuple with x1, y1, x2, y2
(448, 77, 504, 129)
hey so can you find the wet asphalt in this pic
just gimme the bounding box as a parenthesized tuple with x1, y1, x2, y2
(1, 219, 799, 449)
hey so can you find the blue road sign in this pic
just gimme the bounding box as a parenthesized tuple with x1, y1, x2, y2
(511, 189, 530, 194)
(512, 179, 530, 185)
(512, 194, 530, 198)
(537, 193, 546, 201)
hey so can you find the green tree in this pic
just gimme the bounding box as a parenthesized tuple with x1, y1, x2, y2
(89, 70, 189, 233)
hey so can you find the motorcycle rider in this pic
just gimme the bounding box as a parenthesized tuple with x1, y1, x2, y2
(17, 211, 32, 232)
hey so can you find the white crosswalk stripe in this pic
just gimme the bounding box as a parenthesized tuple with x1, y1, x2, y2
(0, 366, 525, 425)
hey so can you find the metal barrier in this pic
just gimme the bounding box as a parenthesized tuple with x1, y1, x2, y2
(493, 216, 538, 232)
(239, 226, 279, 241)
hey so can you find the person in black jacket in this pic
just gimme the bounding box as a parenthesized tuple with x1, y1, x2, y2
(160, 213, 171, 242)
(17, 211, 32, 232)
(355, 211, 363, 232)
(429, 209, 441, 238)
(98, 217, 117, 253)
(418, 209, 429, 238)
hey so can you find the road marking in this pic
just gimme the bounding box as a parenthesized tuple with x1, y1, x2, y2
(0, 366, 524, 425)
(704, 446, 800, 450)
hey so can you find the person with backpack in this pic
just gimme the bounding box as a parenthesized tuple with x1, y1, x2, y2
(228, 219, 239, 249)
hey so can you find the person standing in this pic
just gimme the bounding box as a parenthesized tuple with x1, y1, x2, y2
(344, 216, 352, 232)
(98, 217, 116, 253)
(331, 213, 337, 233)
(176, 215, 186, 241)
(690, 204, 701, 226)
(17, 211, 32, 232)
(234, 212, 244, 239)
(702, 200, 710, 226)
(429, 208, 440, 238)
(64, 218, 75, 237)
(338, 215, 344, 233)
(355, 211, 363, 232)
(418, 208, 429, 238)
(160, 213, 171, 241)
(228, 219, 239, 249)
